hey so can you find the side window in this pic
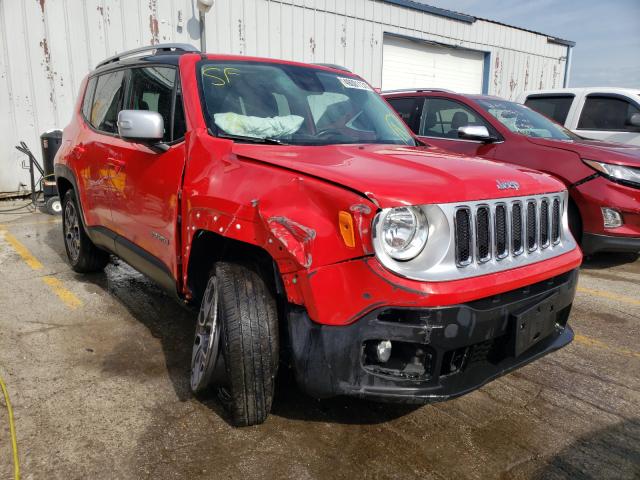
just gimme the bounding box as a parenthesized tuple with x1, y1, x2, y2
(524, 95, 574, 124)
(386, 97, 420, 133)
(578, 95, 640, 131)
(419, 98, 489, 138)
(127, 66, 177, 142)
(81, 77, 97, 119)
(90, 70, 126, 134)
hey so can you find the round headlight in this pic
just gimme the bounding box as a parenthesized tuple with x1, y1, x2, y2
(380, 206, 428, 260)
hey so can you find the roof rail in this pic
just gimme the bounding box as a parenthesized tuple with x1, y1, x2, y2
(382, 88, 455, 94)
(313, 63, 352, 73)
(96, 43, 200, 68)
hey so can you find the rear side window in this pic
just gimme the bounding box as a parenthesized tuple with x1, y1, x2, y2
(524, 95, 573, 124)
(81, 77, 97, 119)
(386, 97, 420, 132)
(90, 70, 126, 134)
(578, 95, 640, 131)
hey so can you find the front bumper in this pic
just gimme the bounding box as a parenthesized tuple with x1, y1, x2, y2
(582, 233, 640, 255)
(572, 175, 640, 254)
(288, 268, 578, 402)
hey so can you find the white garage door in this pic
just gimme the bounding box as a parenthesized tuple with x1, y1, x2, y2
(382, 35, 485, 93)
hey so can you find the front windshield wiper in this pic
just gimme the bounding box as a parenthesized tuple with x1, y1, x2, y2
(217, 132, 288, 145)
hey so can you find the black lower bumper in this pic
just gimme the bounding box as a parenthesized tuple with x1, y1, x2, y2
(582, 233, 640, 255)
(288, 269, 578, 402)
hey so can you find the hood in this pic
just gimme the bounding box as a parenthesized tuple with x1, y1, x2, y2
(232, 143, 564, 208)
(527, 137, 640, 168)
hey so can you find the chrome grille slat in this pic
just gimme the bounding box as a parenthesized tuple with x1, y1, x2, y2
(476, 205, 491, 263)
(494, 203, 508, 259)
(454, 207, 473, 266)
(512, 201, 523, 255)
(552, 198, 561, 244)
(526, 200, 537, 251)
(540, 198, 550, 248)
(454, 194, 565, 268)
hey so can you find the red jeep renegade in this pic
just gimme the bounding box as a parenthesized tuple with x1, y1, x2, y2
(55, 45, 582, 426)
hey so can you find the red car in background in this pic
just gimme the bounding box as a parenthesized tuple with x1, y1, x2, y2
(384, 89, 640, 255)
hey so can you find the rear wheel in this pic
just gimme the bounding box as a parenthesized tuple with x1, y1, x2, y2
(190, 262, 279, 427)
(62, 189, 109, 273)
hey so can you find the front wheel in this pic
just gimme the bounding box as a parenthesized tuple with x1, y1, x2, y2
(190, 262, 279, 427)
(568, 201, 583, 244)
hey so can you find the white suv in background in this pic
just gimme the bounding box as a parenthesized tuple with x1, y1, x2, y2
(517, 88, 640, 146)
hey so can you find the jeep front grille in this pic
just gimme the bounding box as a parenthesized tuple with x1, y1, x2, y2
(455, 194, 564, 267)
(372, 191, 575, 282)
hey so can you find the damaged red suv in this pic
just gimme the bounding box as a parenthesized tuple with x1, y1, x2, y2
(55, 44, 582, 426)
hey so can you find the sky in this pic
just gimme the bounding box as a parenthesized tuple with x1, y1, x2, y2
(423, 0, 640, 88)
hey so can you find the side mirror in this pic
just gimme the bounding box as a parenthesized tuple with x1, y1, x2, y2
(117, 110, 168, 151)
(458, 125, 495, 143)
(628, 112, 640, 127)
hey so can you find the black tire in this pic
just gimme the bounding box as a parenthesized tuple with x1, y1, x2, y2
(568, 201, 583, 244)
(191, 262, 279, 427)
(62, 189, 109, 273)
(45, 196, 62, 215)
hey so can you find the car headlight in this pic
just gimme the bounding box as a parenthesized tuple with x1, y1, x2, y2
(583, 159, 640, 187)
(378, 206, 428, 261)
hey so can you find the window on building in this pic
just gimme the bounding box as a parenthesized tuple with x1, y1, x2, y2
(90, 70, 126, 134)
(524, 95, 574, 124)
(578, 95, 640, 131)
(419, 98, 489, 138)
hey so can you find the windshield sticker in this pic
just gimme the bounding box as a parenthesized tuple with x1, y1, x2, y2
(337, 77, 372, 91)
(202, 66, 240, 87)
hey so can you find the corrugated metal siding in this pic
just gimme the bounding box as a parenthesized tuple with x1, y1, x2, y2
(0, 0, 199, 193)
(0, 0, 568, 193)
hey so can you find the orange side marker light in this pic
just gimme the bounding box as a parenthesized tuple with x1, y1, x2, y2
(339, 211, 356, 248)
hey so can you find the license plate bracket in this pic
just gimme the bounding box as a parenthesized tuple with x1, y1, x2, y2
(510, 292, 559, 357)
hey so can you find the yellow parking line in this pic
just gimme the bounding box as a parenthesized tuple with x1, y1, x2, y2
(2, 230, 43, 270)
(0, 218, 61, 229)
(41, 276, 82, 309)
(577, 286, 640, 307)
(1, 229, 82, 309)
(574, 334, 640, 359)
(0, 372, 20, 480)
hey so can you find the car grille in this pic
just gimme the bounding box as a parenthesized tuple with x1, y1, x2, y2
(455, 194, 564, 267)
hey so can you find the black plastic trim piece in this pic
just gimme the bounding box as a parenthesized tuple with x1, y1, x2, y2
(288, 269, 578, 401)
(581, 233, 640, 255)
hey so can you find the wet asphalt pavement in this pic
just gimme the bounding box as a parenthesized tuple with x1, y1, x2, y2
(0, 207, 638, 479)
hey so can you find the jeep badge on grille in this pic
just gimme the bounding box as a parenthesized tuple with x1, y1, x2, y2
(496, 180, 520, 190)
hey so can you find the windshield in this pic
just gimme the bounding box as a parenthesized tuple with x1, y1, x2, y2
(476, 98, 580, 140)
(198, 61, 415, 146)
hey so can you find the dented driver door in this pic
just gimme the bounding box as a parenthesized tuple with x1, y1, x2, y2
(109, 66, 188, 281)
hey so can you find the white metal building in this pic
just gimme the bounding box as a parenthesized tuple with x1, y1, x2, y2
(0, 0, 574, 193)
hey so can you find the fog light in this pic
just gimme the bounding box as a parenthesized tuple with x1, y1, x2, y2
(376, 340, 392, 363)
(602, 207, 623, 228)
